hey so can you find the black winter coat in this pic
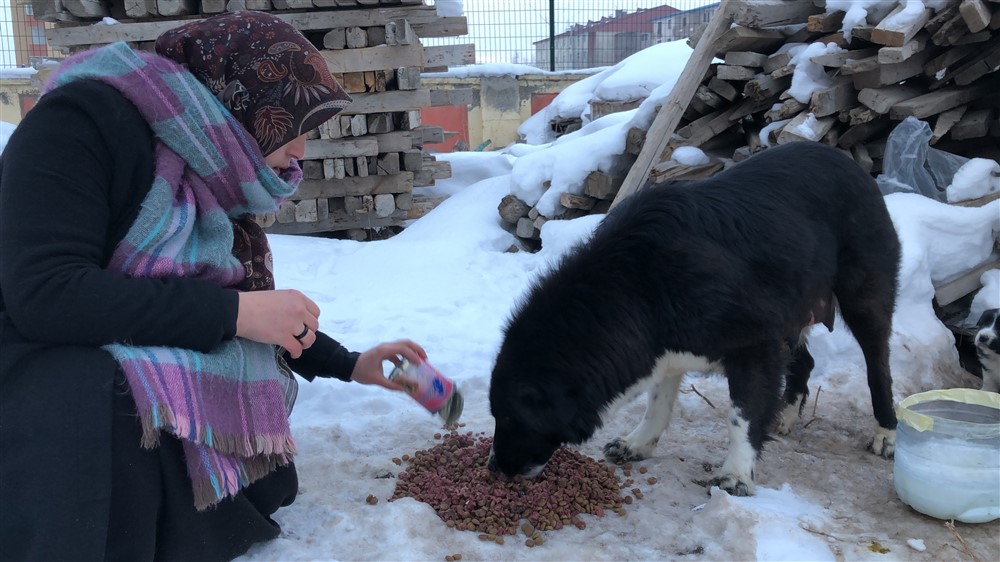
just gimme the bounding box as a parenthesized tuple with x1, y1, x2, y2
(0, 80, 357, 561)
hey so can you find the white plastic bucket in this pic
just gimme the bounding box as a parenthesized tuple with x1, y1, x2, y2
(893, 389, 1000, 523)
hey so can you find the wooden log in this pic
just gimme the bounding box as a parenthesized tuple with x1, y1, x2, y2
(559, 193, 598, 211)
(840, 54, 882, 75)
(807, 10, 845, 33)
(323, 29, 347, 50)
(765, 98, 807, 123)
(613, 0, 737, 209)
(498, 194, 531, 224)
(376, 152, 401, 175)
(345, 27, 369, 49)
(924, 44, 978, 77)
(583, 171, 624, 200)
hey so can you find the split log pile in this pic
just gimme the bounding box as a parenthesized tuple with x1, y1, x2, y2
(502, 0, 1000, 246)
(35, 0, 474, 240)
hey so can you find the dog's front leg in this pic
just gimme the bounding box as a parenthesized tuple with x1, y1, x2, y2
(603, 373, 683, 463)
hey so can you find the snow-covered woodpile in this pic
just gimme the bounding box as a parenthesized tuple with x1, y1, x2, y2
(35, 0, 472, 240)
(502, 0, 1000, 247)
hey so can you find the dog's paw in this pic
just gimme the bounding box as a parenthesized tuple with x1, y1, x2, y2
(866, 426, 896, 459)
(707, 474, 755, 497)
(775, 403, 800, 435)
(603, 438, 647, 464)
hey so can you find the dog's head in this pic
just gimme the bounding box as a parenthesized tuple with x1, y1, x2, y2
(976, 308, 1000, 356)
(486, 348, 600, 478)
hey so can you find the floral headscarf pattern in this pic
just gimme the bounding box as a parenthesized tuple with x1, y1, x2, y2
(155, 10, 352, 156)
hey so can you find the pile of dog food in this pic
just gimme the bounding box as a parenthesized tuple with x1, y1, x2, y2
(390, 432, 628, 538)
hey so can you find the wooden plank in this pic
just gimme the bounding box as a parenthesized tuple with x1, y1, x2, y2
(303, 137, 378, 160)
(423, 44, 476, 68)
(731, 0, 821, 27)
(293, 172, 414, 200)
(890, 82, 992, 119)
(810, 47, 878, 67)
(711, 25, 786, 57)
(877, 32, 929, 64)
(871, 5, 932, 47)
(851, 49, 932, 89)
(340, 89, 432, 115)
(47, 5, 446, 46)
(930, 105, 968, 143)
(959, 0, 992, 32)
(934, 253, 1000, 306)
(858, 83, 924, 113)
(951, 108, 996, 139)
(810, 77, 857, 118)
(319, 44, 425, 74)
(612, 0, 736, 209)
(265, 208, 407, 235)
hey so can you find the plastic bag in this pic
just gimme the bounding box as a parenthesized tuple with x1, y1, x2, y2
(876, 116, 969, 201)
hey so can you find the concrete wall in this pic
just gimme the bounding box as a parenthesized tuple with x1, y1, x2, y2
(421, 72, 593, 151)
(0, 75, 38, 125)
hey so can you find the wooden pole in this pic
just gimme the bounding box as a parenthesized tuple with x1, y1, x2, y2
(610, 0, 737, 210)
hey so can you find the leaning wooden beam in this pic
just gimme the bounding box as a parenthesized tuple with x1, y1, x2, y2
(610, 0, 736, 210)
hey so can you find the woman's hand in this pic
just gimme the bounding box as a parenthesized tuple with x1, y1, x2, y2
(351, 339, 428, 390)
(236, 289, 319, 358)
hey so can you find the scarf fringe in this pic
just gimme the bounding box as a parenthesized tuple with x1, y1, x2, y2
(192, 453, 291, 511)
(139, 404, 297, 457)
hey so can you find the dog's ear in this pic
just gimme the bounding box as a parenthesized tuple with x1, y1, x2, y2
(977, 308, 999, 329)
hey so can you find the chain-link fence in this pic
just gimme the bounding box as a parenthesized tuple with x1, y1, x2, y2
(0, 1, 717, 69)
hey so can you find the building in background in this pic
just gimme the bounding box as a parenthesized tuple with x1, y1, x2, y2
(5, 0, 63, 67)
(651, 2, 719, 43)
(533, 4, 679, 71)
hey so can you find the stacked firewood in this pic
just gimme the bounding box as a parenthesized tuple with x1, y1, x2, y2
(504, 0, 1000, 246)
(35, 0, 473, 240)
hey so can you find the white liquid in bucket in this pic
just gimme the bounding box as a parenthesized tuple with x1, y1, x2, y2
(893, 397, 1000, 523)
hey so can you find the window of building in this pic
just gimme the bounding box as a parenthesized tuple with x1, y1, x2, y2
(31, 26, 47, 45)
(25, 4, 34, 16)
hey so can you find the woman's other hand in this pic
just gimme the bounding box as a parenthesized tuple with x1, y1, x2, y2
(351, 339, 428, 390)
(236, 289, 319, 358)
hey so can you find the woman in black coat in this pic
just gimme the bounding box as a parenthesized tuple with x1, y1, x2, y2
(0, 11, 424, 561)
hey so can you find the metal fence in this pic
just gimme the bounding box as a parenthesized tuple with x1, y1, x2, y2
(0, 0, 718, 70)
(425, 0, 717, 70)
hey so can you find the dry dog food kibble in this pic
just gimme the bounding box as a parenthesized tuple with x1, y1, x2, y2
(391, 432, 626, 535)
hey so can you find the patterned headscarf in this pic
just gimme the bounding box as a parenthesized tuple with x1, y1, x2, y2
(155, 10, 352, 157)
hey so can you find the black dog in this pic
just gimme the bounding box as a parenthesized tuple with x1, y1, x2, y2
(488, 141, 901, 496)
(976, 309, 999, 392)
